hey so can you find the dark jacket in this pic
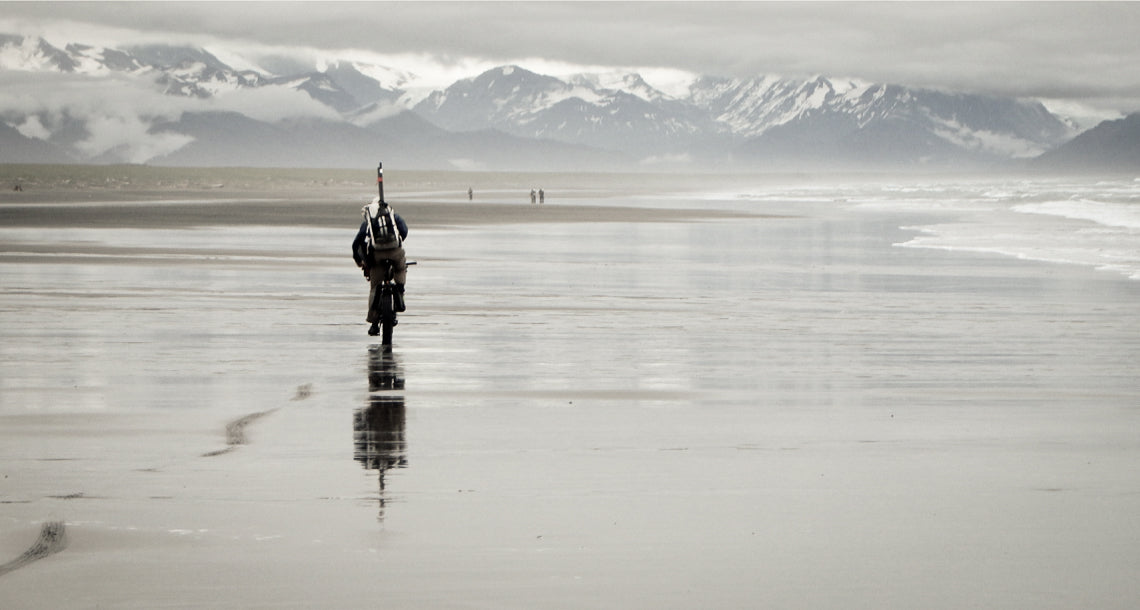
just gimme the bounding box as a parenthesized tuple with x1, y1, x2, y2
(352, 209, 408, 266)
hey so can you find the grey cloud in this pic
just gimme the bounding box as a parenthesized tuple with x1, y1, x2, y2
(3, 1, 1139, 114)
(0, 71, 190, 161)
(0, 67, 342, 163)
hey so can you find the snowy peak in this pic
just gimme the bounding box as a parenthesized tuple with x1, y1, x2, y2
(123, 44, 230, 73)
(416, 65, 568, 117)
(0, 34, 82, 72)
(688, 75, 879, 136)
(410, 64, 1075, 165)
(65, 43, 148, 73)
(0, 35, 407, 105)
(681, 74, 1076, 163)
(0, 33, 1099, 169)
(413, 65, 717, 156)
(568, 71, 671, 104)
(324, 60, 409, 104)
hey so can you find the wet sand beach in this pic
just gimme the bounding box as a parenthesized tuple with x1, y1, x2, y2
(2, 172, 1139, 608)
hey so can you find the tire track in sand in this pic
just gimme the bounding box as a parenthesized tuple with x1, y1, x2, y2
(0, 521, 68, 577)
(201, 408, 278, 457)
(200, 384, 310, 457)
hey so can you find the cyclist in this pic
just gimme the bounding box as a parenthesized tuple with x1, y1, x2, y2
(352, 196, 409, 336)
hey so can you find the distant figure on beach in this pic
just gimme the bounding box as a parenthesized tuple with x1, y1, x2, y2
(352, 196, 409, 336)
(468, 187, 473, 201)
(538, 188, 544, 204)
(12, 183, 22, 192)
(530, 189, 537, 204)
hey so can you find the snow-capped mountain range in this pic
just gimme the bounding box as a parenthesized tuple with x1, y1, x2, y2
(0, 33, 1113, 171)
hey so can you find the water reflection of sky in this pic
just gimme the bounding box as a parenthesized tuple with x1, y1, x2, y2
(3, 180, 1138, 419)
(3, 181, 1139, 607)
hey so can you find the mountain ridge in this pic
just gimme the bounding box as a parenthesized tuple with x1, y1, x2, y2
(1032, 112, 1140, 172)
(2, 33, 1132, 172)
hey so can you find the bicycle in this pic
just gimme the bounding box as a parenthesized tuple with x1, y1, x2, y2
(368, 259, 415, 344)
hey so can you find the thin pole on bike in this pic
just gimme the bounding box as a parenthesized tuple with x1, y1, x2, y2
(377, 161, 384, 204)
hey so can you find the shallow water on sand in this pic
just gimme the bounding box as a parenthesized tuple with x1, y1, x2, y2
(2, 184, 1140, 608)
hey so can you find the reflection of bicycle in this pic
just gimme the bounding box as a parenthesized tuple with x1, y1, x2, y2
(355, 345, 407, 522)
(368, 259, 415, 344)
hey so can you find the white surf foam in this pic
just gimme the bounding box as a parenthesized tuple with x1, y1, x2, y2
(1014, 199, 1140, 231)
(891, 182, 1140, 281)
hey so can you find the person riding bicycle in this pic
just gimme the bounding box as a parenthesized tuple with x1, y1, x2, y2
(352, 196, 409, 336)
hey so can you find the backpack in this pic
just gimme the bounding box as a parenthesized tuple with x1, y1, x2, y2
(364, 202, 401, 252)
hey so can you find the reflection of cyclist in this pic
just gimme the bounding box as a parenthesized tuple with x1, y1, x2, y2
(354, 345, 408, 521)
(352, 197, 409, 336)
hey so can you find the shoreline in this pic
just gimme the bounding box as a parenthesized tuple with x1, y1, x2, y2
(0, 190, 769, 230)
(4, 172, 1138, 609)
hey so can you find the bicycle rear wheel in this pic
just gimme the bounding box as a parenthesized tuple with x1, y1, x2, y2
(379, 289, 395, 345)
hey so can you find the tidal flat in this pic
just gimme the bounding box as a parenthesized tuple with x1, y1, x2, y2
(2, 166, 1139, 608)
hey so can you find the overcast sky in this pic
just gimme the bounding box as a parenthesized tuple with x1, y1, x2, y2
(3, 1, 1139, 120)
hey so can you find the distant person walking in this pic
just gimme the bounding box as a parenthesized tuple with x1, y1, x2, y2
(538, 188, 544, 204)
(468, 187, 473, 201)
(530, 189, 537, 204)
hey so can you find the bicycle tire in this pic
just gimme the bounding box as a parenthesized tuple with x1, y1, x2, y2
(379, 288, 395, 345)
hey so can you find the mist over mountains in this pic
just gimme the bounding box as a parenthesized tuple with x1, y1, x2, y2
(0, 34, 1133, 172)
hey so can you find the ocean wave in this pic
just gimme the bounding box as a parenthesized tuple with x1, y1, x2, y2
(897, 217, 1140, 281)
(1014, 199, 1140, 230)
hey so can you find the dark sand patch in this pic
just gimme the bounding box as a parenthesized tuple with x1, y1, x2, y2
(0, 165, 772, 229)
(0, 522, 68, 578)
(0, 195, 765, 230)
(201, 408, 278, 457)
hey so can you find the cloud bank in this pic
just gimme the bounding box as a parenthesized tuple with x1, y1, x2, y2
(2, 1, 1137, 116)
(0, 61, 347, 162)
(2, 2, 1137, 164)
